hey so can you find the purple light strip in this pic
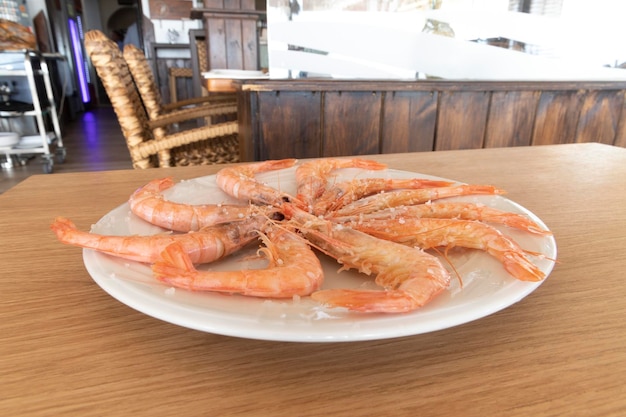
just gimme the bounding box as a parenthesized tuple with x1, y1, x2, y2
(68, 18, 90, 103)
(76, 15, 90, 84)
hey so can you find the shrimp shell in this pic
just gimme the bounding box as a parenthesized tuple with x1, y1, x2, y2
(333, 185, 505, 217)
(351, 217, 546, 282)
(216, 159, 297, 206)
(333, 201, 551, 235)
(152, 227, 324, 298)
(283, 203, 451, 313)
(315, 177, 455, 215)
(51, 216, 267, 264)
(129, 177, 255, 232)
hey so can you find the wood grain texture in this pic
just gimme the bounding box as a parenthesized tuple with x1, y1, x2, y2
(237, 80, 626, 162)
(202, 10, 261, 71)
(382, 91, 437, 152)
(2, 143, 625, 416)
(240, 17, 259, 70)
(205, 17, 227, 69)
(435, 91, 490, 150)
(257, 91, 321, 160)
(484, 90, 540, 148)
(322, 91, 382, 157)
(224, 17, 244, 69)
(149, 0, 191, 20)
(574, 90, 626, 144)
(531, 90, 585, 145)
(615, 96, 626, 147)
(201, 0, 256, 9)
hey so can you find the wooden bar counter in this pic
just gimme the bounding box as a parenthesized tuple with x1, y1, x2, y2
(1, 143, 625, 416)
(236, 79, 626, 161)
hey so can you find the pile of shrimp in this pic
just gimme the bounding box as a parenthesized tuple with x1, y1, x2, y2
(51, 158, 552, 313)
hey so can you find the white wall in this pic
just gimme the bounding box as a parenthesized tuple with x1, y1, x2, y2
(141, 0, 202, 45)
(24, 0, 46, 20)
(267, 0, 626, 80)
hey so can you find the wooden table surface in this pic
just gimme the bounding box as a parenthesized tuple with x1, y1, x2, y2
(2, 143, 625, 416)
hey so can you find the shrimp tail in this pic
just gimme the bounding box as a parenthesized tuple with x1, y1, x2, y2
(50, 216, 79, 240)
(502, 251, 546, 282)
(349, 158, 388, 171)
(137, 177, 175, 194)
(152, 243, 197, 285)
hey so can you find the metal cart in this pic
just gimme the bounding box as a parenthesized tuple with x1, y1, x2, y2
(0, 50, 65, 173)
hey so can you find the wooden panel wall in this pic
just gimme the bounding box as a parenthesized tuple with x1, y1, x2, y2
(382, 91, 436, 153)
(239, 81, 626, 162)
(257, 91, 321, 160)
(616, 96, 626, 147)
(201, 7, 261, 71)
(574, 90, 626, 144)
(484, 91, 539, 148)
(435, 91, 490, 150)
(322, 92, 381, 157)
(532, 91, 585, 145)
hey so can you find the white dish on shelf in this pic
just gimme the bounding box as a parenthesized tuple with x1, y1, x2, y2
(15, 132, 55, 149)
(202, 69, 269, 79)
(82, 166, 557, 343)
(0, 131, 19, 148)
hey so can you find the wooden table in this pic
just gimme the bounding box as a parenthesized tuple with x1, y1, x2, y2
(2, 143, 625, 416)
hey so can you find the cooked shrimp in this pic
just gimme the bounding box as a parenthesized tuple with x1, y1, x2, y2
(334, 201, 551, 235)
(315, 177, 455, 214)
(152, 227, 324, 298)
(282, 204, 450, 313)
(216, 159, 297, 206)
(294, 158, 387, 212)
(50, 216, 266, 264)
(333, 185, 505, 217)
(129, 177, 256, 232)
(351, 217, 545, 282)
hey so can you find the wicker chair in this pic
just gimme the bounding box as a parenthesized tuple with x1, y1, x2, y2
(168, 67, 193, 103)
(122, 43, 236, 125)
(84, 30, 239, 168)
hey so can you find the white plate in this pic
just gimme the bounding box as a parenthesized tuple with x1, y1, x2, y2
(83, 166, 557, 342)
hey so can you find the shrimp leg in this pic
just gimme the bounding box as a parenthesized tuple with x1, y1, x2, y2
(152, 228, 324, 298)
(294, 158, 387, 213)
(51, 216, 266, 264)
(129, 177, 256, 232)
(283, 204, 450, 313)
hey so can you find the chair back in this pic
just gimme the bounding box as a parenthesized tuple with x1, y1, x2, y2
(123, 44, 164, 120)
(190, 29, 209, 97)
(84, 30, 155, 168)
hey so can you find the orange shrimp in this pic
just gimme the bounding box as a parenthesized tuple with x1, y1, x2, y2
(129, 177, 256, 232)
(152, 227, 324, 298)
(333, 201, 551, 235)
(350, 217, 545, 282)
(282, 203, 451, 313)
(315, 177, 455, 214)
(294, 158, 387, 212)
(332, 185, 505, 217)
(50, 216, 266, 264)
(215, 159, 297, 206)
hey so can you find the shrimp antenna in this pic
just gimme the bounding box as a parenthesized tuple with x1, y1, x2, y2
(431, 246, 463, 288)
